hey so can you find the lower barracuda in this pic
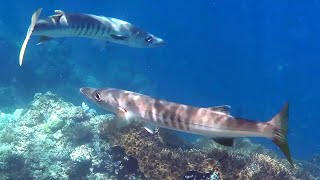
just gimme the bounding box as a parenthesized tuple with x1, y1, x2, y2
(80, 87, 293, 166)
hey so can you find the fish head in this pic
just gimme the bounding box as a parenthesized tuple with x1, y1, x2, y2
(80, 87, 119, 113)
(129, 26, 165, 48)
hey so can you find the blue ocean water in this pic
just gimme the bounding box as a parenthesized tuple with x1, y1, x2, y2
(0, 0, 319, 175)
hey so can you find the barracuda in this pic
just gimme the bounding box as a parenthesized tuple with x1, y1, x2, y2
(80, 87, 293, 166)
(19, 8, 165, 66)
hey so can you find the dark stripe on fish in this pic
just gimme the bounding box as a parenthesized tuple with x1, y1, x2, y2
(184, 107, 195, 130)
(82, 23, 89, 36)
(64, 14, 105, 37)
(64, 14, 102, 27)
(177, 116, 185, 130)
(76, 25, 82, 36)
(94, 24, 100, 36)
(99, 25, 105, 37)
(169, 106, 179, 129)
(163, 111, 170, 126)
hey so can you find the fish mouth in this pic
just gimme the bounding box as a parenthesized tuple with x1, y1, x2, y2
(151, 37, 166, 47)
(80, 87, 96, 98)
(80, 87, 87, 95)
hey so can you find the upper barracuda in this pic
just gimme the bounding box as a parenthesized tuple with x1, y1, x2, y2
(80, 87, 293, 166)
(19, 8, 165, 66)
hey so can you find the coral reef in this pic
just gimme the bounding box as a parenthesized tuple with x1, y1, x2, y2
(100, 121, 316, 180)
(63, 122, 94, 145)
(158, 128, 194, 150)
(0, 92, 110, 179)
(99, 122, 221, 179)
(0, 92, 317, 179)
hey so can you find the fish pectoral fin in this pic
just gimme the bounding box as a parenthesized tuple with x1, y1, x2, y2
(212, 137, 234, 147)
(37, 36, 53, 45)
(207, 105, 231, 114)
(143, 123, 157, 134)
(117, 107, 128, 119)
(113, 107, 132, 129)
(110, 34, 129, 41)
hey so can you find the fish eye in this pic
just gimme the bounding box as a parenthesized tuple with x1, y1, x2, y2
(145, 36, 153, 43)
(94, 92, 102, 102)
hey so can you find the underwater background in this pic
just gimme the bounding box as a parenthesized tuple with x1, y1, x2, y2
(0, 0, 319, 179)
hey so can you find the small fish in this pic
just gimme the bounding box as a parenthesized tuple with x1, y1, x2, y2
(80, 87, 293, 166)
(19, 8, 165, 66)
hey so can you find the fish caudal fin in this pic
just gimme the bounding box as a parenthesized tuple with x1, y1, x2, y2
(268, 102, 293, 166)
(19, 8, 42, 66)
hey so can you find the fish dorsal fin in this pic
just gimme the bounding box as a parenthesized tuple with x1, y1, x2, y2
(207, 105, 231, 114)
(53, 10, 65, 17)
(37, 36, 53, 45)
(212, 137, 234, 147)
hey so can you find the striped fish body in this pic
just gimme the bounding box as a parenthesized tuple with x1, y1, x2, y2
(34, 13, 128, 40)
(80, 87, 293, 166)
(121, 94, 274, 139)
(80, 88, 273, 138)
(19, 8, 165, 66)
(33, 12, 164, 47)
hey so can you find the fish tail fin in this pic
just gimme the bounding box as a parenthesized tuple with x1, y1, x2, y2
(268, 102, 293, 166)
(19, 8, 42, 66)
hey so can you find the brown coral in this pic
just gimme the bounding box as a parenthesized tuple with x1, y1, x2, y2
(99, 122, 222, 179)
(99, 120, 315, 180)
(236, 154, 309, 180)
